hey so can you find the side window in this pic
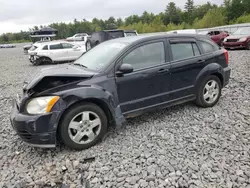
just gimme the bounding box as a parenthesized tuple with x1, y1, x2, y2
(170, 42, 200, 61)
(42, 45, 48, 50)
(214, 31, 220, 35)
(200, 41, 215, 54)
(123, 42, 165, 70)
(50, 44, 63, 50)
(62, 43, 73, 49)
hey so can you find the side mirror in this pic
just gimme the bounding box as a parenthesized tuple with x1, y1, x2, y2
(116, 64, 133, 76)
(73, 45, 80, 50)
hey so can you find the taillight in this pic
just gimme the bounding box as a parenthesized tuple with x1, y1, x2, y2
(224, 49, 229, 65)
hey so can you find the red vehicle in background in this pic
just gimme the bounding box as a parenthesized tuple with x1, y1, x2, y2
(223, 27, 250, 50)
(199, 30, 229, 46)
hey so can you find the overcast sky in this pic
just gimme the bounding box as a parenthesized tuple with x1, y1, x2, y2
(0, 0, 223, 34)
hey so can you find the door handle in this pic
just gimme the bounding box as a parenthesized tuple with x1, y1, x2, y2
(197, 59, 205, 63)
(157, 68, 169, 73)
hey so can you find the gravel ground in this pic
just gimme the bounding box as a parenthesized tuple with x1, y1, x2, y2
(0, 44, 250, 188)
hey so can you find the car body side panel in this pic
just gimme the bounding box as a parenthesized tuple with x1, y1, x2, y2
(194, 62, 225, 93)
(40, 76, 125, 128)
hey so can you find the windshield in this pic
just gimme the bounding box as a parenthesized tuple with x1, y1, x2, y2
(233, 27, 250, 35)
(73, 40, 129, 71)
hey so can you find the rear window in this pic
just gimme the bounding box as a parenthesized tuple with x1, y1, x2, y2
(29, 45, 38, 51)
(42, 45, 48, 50)
(107, 31, 124, 38)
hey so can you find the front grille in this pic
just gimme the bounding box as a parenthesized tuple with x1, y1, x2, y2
(226, 39, 239, 42)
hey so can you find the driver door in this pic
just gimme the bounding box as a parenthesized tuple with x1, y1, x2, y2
(115, 40, 171, 114)
(62, 43, 82, 61)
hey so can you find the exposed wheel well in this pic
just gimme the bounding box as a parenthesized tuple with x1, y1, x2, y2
(39, 56, 53, 62)
(211, 72, 223, 86)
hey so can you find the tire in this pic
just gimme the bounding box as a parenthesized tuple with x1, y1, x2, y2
(32, 57, 52, 66)
(85, 40, 92, 51)
(195, 75, 222, 108)
(59, 103, 108, 150)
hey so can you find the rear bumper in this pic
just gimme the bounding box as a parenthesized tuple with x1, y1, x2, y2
(10, 99, 60, 148)
(223, 67, 231, 87)
(223, 41, 248, 49)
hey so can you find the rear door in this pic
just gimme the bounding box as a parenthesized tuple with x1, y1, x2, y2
(168, 38, 207, 101)
(61, 43, 82, 61)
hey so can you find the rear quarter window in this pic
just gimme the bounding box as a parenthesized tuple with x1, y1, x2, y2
(199, 39, 219, 54)
(42, 45, 48, 50)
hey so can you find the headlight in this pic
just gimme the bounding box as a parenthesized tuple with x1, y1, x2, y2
(223, 38, 227, 42)
(238, 38, 247, 42)
(26, 96, 60, 114)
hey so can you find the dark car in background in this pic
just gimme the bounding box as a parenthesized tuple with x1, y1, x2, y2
(223, 27, 250, 50)
(85, 29, 137, 51)
(0, 44, 16, 48)
(199, 30, 229, 46)
(10, 34, 230, 150)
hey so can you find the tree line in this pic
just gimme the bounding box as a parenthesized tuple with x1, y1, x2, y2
(1, 0, 250, 43)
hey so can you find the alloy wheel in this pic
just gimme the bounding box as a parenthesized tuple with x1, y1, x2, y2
(203, 80, 220, 104)
(68, 111, 101, 144)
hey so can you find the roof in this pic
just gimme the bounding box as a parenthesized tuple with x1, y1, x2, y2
(33, 40, 70, 46)
(110, 33, 208, 44)
(103, 29, 137, 32)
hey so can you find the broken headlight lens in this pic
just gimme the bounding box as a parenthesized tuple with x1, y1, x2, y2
(26, 96, 60, 114)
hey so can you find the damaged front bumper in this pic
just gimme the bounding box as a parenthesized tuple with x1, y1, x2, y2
(10, 98, 60, 148)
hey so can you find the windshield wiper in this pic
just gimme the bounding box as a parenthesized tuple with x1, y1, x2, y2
(73, 63, 88, 68)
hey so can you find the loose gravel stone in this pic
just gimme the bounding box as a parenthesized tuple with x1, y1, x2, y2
(0, 45, 250, 187)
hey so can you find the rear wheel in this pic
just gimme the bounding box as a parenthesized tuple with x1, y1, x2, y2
(59, 103, 108, 150)
(195, 75, 222, 108)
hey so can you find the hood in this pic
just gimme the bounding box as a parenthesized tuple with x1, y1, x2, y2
(24, 64, 97, 90)
(225, 35, 250, 39)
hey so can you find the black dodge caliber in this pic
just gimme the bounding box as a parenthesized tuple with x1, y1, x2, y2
(10, 34, 231, 150)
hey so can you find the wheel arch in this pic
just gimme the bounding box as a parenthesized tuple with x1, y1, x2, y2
(38, 56, 53, 62)
(57, 98, 114, 132)
(195, 63, 224, 93)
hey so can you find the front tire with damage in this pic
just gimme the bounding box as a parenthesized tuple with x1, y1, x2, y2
(59, 103, 107, 150)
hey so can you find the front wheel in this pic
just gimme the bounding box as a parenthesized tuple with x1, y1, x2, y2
(59, 103, 107, 150)
(195, 75, 222, 108)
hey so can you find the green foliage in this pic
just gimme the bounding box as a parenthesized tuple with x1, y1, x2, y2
(193, 8, 226, 28)
(1, 0, 250, 43)
(235, 14, 250, 23)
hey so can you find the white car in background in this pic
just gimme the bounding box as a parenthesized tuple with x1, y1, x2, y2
(66, 33, 89, 41)
(166, 29, 197, 34)
(28, 41, 86, 65)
